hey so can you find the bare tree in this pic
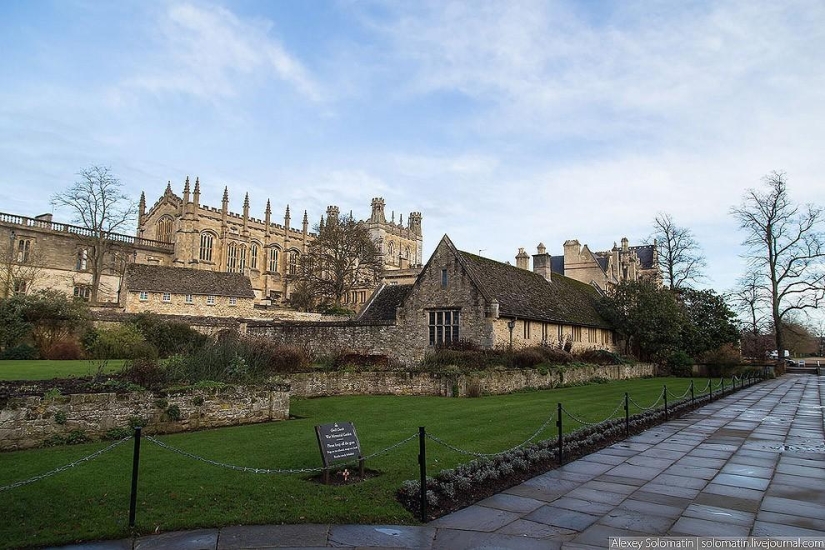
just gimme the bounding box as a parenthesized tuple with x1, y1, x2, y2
(651, 213, 706, 289)
(298, 211, 383, 309)
(51, 166, 137, 302)
(731, 171, 825, 360)
(729, 271, 771, 359)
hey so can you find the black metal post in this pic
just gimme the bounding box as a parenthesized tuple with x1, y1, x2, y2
(708, 378, 713, 401)
(663, 386, 669, 421)
(128, 427, 142, 528)
(557, 402, 563, 465)
(722, 378, 725, 394)
(418, 426, 427, 523)
(624, 392, 629, 438)
(690, 379, 695, 407)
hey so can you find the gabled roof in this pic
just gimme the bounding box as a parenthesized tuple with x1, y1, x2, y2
(631, 244, 656, 269)
(439, 236, 611, 328)
(124, 264, 255, 298)
(357, 284, 413, 321)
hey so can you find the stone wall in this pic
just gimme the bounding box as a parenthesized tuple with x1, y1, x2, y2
(248, 321, 424, 366)
(289, 364, 655, 398)
(0, 385, 289, 451)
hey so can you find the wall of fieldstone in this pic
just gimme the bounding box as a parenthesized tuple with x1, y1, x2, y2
(0, 385, 289, 451)
(289, 364, 655, 398)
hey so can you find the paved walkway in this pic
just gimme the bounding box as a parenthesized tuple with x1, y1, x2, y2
(56, 375, 825, 550)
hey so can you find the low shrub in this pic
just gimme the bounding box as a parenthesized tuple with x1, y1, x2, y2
(512, 349, 544, 368)
(122, 357, 166, 389)
(666, 350, 694, 377)
(89, 325, 158, 360)
(0, 343, 38, 360)
(41, 339, 84, 360)
(576, 349, 625, 365)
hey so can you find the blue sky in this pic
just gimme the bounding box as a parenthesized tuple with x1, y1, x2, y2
(1, 0, 824, 306)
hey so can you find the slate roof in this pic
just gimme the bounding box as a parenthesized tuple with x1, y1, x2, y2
(630, 244, 656, 269)
(454, 245, 610, 328)
(357, 284, 413, 321)
(549, 255, 565, 275)
(124, 264, 255, 298)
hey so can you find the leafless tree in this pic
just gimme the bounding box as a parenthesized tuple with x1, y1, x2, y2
(730, 171, 825, 360)
(298, 211, 383, 308)
(51, 166, 137, 302)
(729, 271, 771, 358)
(650, 213, 706, 289)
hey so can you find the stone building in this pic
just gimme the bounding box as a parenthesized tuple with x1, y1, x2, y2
(516, 238, 659, 293)
(121, 263, 256, 317)
(138, 179, 423, 309)
(250, 235, 616, 365)
(0, 211, 172, 302)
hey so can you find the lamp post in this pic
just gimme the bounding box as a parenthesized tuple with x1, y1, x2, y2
(507, 318, 516, 350)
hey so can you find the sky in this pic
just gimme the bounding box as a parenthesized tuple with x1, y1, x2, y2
(1, 0, 824, 308)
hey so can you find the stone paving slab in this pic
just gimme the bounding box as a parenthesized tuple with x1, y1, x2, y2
(51, 375, 825, 549)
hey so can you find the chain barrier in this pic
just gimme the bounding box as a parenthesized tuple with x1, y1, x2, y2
(714, 378, 725, 390)
(426, 410, 556, 458)
(562, 396, 625, 427)
(628, 393, 663, 412)
(697, 379, 712, 394)
(145, 432, 419, 474)
(0, 436, 131, 492)
(667, 386, 692, 400)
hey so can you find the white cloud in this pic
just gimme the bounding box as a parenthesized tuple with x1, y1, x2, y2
(122, 3, 322, 102)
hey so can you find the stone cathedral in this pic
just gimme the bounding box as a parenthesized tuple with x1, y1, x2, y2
(137, 178, 423, 307)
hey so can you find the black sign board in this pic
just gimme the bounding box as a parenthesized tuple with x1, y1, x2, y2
(315, 421, 362, 467)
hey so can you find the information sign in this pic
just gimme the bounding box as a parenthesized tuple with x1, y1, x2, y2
(315, 421, 362, 467)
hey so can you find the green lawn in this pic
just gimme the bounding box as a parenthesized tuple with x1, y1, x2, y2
(0, 359, 126, 380)
(0, 377, 709, 549)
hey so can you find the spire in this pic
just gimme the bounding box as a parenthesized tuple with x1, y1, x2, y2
(222, 186, 229, 204)
(138, 192, 146, 220)
(192, 177, 201, 211)
(264, 199, 271, 236)
(303, 210, 308, 224)
(243, 192, 250, 218)
(193, 177, 200, 195)
(182, 176, 191, 207)
(265, 199, 271, 215)
(164, 180, 173, 195)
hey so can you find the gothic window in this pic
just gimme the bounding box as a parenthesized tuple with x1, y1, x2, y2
(73, 285, 91, 301)
(12, 279, 27, 295)
(227, 242, 238, 273)
(199, 232, 214, 262)
(239, 245, 247, 272)
(288, 250, 299, 275)
(268, 247, 280, 273)
(250, 243, 259, 270)
(405, 246, 411, 260)
(428, 310, 460, 346)
(75, 249, 88, 271)
(388, 241, 395, 263)
(156, 217, 174, 243)
(441, 269, 448, 288)
(16, 238, 32, 263)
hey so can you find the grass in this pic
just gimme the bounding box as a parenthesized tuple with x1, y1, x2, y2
(0, 377, 706, 549)
(0, 359, 126, 380)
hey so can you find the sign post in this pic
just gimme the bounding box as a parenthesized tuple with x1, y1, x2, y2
(315, 421, 363, 484)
